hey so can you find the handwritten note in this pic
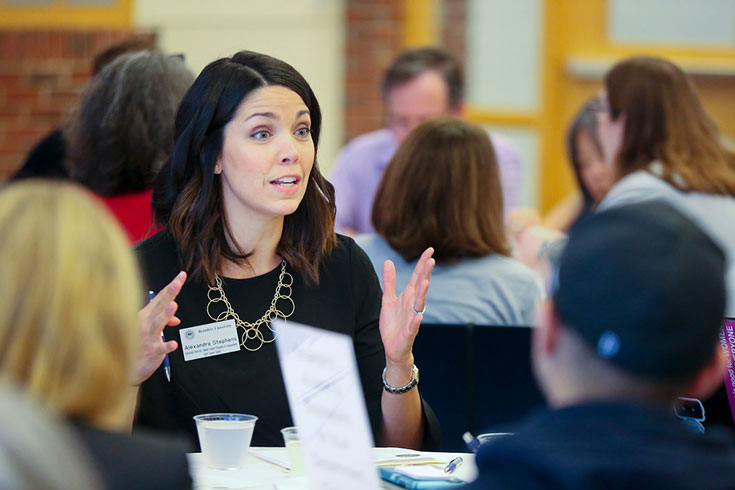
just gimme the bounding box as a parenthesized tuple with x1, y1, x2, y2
(273, 319, 381, 490)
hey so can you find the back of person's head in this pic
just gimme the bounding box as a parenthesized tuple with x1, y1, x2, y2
(372, 117, 509, 262)
(566, 96, 611, 208)
(381, 47, 464, 110)
(91, 35, 156, 75)
(0, 181, 142, 431)
(549, 201, 726, 401)
(604, 56, 735, 196)
(0, 381, 102, 490)
(153, 50, 335, 286)
(66, 50, 194, 196)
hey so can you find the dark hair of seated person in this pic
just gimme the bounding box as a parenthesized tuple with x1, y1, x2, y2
(152, 50, 336, 286)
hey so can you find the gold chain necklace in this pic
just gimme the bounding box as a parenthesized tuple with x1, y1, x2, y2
(206, 260, 295, 352)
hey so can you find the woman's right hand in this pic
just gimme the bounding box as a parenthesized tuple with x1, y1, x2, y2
(134, 271, 187, 384)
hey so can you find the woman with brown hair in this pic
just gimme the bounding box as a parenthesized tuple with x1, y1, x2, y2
(595, 56, 735, 430)
(134, 50, 438, 450)
(357, 117, 541, 325)
(596, 56, 735, 317)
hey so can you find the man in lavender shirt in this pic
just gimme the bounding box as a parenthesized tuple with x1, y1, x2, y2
(330, 47, 524, 234)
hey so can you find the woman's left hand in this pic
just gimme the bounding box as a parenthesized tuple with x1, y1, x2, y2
(379, 248, 435, 367)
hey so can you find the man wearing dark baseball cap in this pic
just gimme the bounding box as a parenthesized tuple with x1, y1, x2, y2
(468, 201, 735, 489)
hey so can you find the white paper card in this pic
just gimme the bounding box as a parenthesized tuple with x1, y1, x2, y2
(273, 319, 381, 490)
(179, 319, 240, 362)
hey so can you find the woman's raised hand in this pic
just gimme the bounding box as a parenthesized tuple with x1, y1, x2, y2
(379, 248, 435, 370)
(134, 271, 186, 384)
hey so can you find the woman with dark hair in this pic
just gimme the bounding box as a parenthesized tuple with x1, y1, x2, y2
(510, 97, 613, 234)
(541, 97, 614, 230)
(66, 50, 194, 243)
(357, 117, 540, 325)
(568, 97, 613, 210)
(509, 98, 614, 271)
(133, 51, 436, 450)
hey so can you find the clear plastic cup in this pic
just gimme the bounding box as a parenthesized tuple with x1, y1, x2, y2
(194, 413, 258, 469)
(280, 426, 306, 476)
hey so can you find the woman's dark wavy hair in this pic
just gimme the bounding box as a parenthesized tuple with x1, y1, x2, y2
(153, 50, 336, 285)
(566, 97, 604, 211)
(66, 51, 194, 196)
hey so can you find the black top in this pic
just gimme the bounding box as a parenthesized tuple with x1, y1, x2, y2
(704, 382, 735, 430)
(11, 129, 68, 181)
(134, 232, 386, 447)
(73, 423, 192, 490)
(467, 402, 735, 490)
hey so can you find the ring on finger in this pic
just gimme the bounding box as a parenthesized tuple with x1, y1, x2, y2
(411, 305, 426, 315)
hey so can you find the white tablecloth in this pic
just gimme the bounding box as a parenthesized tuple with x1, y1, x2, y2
(189, 447, 477, 489)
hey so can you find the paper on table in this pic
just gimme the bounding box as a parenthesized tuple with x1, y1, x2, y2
(274, 319, 382, 490)
(249, 447, 291, 470)
(187, 452, 298, 489)
(251, 447, 464, 469)
(373, 448, 440, 467)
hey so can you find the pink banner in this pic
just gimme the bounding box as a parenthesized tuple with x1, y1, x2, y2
(719, 319, 735, 425)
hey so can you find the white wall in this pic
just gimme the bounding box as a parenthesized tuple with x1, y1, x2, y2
(466, 0, 542, 207)
(609, 0, 735, 47)
(134, 0, 345, 173)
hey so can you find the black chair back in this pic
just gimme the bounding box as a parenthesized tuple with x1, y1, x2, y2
(413, 323, 546, 451)
(472, 324, 546, 434)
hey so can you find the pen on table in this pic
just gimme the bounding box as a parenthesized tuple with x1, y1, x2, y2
(462, 431, 480, 453)
(443, 456, 463, 474)
(148, 290, 171, 383)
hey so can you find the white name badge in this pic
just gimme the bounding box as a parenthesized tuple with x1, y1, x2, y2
(179, 319, 240, 362)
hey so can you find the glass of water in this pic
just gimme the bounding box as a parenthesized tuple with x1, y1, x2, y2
(194, 413, 258, 469)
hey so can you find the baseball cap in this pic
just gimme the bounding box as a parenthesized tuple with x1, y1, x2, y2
(552, 200, 726, 378)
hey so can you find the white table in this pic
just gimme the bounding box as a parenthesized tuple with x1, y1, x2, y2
(189, 447, 477, 489)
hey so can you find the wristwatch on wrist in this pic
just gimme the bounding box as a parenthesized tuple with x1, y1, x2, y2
(382, 364, 419, 394)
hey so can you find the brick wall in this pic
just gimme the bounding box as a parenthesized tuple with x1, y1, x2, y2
(344, 0, 467, 144)
(0, 30, 153, 180)
(441, 0, 467, 65)
(344, 0, 404, 143)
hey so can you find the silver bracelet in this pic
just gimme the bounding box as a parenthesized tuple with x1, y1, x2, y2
(382, 364, 419, 394)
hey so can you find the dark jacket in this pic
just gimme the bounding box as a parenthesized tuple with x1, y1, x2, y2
(74, 423, 192, 490)
(467, 402, 735, 490)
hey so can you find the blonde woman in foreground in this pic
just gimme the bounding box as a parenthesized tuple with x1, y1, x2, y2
(0, 181, 192, 490)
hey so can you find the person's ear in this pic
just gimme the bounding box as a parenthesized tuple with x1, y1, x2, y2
(214, 158, 222, 175)
(534, 302, 561, 357)
(682, 347, 727, 400)
(450, 102, 464, 118)
(597, 111, 626, 167)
